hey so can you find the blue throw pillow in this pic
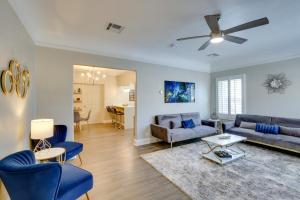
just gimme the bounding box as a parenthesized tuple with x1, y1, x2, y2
(255, 123, 280, 134)
(182, 119, 195, 129)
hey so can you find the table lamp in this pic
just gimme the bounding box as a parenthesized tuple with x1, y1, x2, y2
(31, 119, 54, 152)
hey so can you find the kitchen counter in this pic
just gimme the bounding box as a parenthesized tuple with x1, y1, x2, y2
(114, 106, 135, 129)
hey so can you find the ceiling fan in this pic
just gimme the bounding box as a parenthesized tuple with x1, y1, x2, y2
(177, 14, 269, 51)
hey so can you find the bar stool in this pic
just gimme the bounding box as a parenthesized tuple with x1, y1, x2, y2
(106, 106, 116, 127)
(80, 110, 91, 131)
(112, 107, 124, 129)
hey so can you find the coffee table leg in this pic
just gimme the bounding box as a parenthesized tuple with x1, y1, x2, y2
(227, 145, 245, 157)
(202, 141, 221, 155)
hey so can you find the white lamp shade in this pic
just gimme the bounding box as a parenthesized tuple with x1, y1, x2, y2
(31, 119, 54, 139)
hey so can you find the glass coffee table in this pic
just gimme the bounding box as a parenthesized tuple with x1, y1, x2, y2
(201, 133, 247, 165)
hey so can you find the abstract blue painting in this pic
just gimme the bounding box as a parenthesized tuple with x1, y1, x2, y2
(164, 81, 195, 103)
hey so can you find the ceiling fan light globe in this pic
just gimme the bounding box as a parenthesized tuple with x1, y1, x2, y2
(210, 37, 224, 44)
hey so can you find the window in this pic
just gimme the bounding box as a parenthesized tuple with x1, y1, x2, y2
(216, 75, 245, 118)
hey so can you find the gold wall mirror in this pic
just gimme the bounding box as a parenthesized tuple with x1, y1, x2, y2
(1, 59, 30, 98)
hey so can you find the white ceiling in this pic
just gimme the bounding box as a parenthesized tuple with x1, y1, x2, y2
(9, 0, 300, 72)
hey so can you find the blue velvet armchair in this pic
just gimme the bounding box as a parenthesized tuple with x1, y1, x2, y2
(34, 125, 83, 164)
(0, 150, 93, 200)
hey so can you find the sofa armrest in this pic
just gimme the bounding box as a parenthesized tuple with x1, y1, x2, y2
(201, 120, 216, 128)
(223, 121, 235, 131)
(150, 124, 169, 143)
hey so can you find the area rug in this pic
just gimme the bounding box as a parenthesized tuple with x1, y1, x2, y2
(141, 142, 300, 200)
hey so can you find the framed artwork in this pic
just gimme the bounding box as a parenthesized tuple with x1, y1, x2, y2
(164, 81, 195, 103)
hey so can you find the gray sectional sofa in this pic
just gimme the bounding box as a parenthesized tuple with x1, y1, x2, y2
(151, 112, 217, 147)
(225, 114, 300, 153)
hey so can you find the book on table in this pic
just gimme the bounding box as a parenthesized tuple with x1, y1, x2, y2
(214, 150, 232, 158)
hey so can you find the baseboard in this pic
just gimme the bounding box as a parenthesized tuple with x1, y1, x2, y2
(134, 137, 161, 146)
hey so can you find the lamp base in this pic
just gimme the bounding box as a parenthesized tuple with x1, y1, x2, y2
(34, 139, 52, 152)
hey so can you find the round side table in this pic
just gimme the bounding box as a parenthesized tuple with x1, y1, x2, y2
(35, 147, 66, 164)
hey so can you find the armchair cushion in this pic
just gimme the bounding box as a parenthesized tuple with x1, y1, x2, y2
(57, 164, 93, 200)
(53, 141, 83, 160)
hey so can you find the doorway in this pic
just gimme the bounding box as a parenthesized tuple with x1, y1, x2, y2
(72, 65, 136, 142)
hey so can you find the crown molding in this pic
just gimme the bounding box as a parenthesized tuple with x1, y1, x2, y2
(35, 40, 211, 73)
(211, 53, 300, 73)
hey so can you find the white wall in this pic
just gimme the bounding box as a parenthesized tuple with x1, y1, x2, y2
(211, 57, 300, 118)
(116, 71, 136, 107)
(0, 0, 36, 199)
(35, 46, 211, 143)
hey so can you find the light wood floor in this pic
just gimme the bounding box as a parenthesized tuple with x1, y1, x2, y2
(74, 123, 191, 200)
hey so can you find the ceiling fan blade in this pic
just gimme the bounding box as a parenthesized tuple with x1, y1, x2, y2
(223, 17, 269, 35)
(176, 35, 210, 41)
(198, 40, 211, 51)
(205, 15, 220, 33)
(224, 35, 248, 44)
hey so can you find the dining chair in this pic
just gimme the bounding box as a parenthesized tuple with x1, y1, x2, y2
(106, 106, 116, 127)
(74, 111, 81, 130)
(80, 110, 91, 130)
(0, 150, 93, 200)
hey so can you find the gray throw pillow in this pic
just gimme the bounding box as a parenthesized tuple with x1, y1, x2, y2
(240, 121, 256, 130)
(280, 126, 300, 137)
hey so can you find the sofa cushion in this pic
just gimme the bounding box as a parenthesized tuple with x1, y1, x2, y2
(255, 123, 280, 134)
(227, 127, 300, 152)
(228, 127, 273, 140)
(155, 114, 182, 129)
(181, 112, 201, 126)
(235, 114, 271, 127)
(192, 126, 216, 138)
(182, 119, 196, 129)
(168, 128, 196, 142)
(280, 126, 300, 137)
(271, 117, 300, 128)
(240, 121, 256, 130)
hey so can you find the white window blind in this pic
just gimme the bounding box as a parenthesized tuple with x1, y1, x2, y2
(216, 75, 245, 118)
(217, 80, 228, 114)
(230, 79, 242, 115)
